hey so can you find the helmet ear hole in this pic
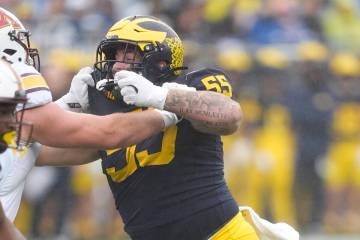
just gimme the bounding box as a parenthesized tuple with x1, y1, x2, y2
(144, 44, 155, 52)
(3, 49, 16, 56)
(142, 49, 173, 84)
(158, 61, 168, 71)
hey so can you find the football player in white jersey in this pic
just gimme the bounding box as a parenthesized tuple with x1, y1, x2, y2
(0, 7, 178, 226)
(0, 59, 29, 240)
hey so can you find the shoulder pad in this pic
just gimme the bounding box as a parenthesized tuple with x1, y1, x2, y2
(179, 68, 233, 97)
(12, 63, 52, 111)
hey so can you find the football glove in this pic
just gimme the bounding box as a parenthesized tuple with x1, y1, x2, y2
(154, 109, 180, 128)
(115, 70, 195, 109)
(56, 67, 94, 112)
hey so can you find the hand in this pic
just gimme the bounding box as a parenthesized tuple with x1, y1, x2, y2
(154, 109, 180, 128)
(115, 70, 168, 109)
(56, 67, 94, 112)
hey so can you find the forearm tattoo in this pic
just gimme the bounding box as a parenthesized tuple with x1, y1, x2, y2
(164, 90, 241, 135)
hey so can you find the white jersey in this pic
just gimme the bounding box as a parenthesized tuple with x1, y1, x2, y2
(0, 63, 52, 221)
(11, 62, 52, 111)
(0, 143, 41, 221)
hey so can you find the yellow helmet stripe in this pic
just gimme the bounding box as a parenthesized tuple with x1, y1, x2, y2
(106, 18, 169, 50)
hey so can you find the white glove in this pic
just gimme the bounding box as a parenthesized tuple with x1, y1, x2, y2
(115, 70, 196, 109)
(115, 70, 168, 109)
(55, 67, 94, 112)
(154, 109, 179, 128)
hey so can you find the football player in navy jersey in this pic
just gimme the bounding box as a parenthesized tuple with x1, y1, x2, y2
(0, 8, 179, 239)
(58, 16, 262, 239)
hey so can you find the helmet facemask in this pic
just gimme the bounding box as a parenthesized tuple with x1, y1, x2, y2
(6, 29, 40, 71)
(0, 101, 33, 154)
(94, 38, 182, 86)
(95, 39, 144, 82)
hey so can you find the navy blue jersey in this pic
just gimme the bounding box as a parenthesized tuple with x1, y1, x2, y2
(88, 68, 238, 238)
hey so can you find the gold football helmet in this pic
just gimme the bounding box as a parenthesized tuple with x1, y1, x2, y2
(94, 16, 186, 85)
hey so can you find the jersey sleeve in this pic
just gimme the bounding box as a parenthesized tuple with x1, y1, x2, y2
(11, 62, 52, 111)
(185, 68, 233, 97)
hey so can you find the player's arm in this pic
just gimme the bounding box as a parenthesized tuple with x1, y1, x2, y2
(22, 102, 167, 149)
(35, 145, 99, 166)
(164, 89, 241, 135)
(115, 70, 242, 135)
(0, 203, 25, 240)
(14, 63, 177, 149)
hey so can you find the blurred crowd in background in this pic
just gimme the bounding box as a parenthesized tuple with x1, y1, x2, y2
(2, 0, 360, 239)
